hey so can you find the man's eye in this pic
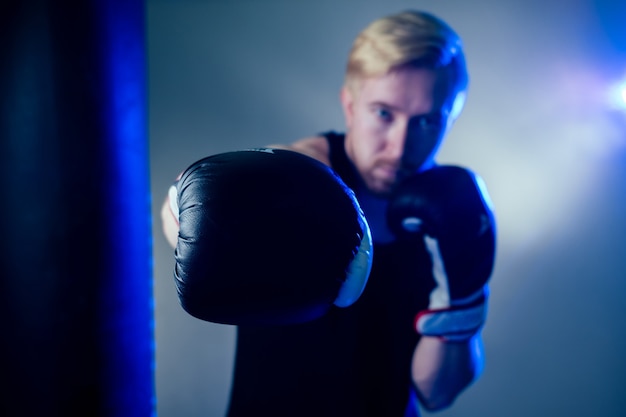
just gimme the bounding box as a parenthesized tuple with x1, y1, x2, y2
(375, 108, 393, 121)
(416, 116, 444, 129)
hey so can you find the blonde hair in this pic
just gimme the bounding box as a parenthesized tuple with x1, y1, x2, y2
(345, 10, 468, 96)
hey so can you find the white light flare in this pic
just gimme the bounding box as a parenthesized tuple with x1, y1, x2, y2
(608, 75, 626, 112)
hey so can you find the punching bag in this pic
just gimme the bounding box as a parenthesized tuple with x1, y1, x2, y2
(0, 1, 154, 416)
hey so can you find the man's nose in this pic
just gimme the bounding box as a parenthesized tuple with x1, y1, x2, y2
(400, 118, 428, 169)
(386, 121, 409, 161)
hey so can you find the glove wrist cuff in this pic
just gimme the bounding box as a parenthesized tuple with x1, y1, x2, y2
(415, 299, 487, 342)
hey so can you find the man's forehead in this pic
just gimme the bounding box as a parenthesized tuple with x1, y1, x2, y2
(358, 68, 455, 114)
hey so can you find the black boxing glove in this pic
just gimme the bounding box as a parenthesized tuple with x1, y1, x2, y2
(169, 148, 372, 326)
(386, 165, 496, 341)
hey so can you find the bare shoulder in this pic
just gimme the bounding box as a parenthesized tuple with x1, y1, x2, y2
(267, 135, 331, 166)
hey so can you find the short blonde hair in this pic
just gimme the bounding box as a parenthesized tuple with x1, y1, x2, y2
(345, 10, 468, 96)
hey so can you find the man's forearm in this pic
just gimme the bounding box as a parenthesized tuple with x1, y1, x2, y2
(411, 334, 485, 411)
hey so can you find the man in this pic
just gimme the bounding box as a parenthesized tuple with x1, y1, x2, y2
(161, 10, 495, 417)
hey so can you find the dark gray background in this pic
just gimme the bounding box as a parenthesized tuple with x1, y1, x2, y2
(147, 0, 626, 416)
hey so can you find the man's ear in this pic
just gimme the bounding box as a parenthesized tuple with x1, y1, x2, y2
(444, 90, 466, 134)
(449, 91, 466, 123)
(340, 86, 355, 129)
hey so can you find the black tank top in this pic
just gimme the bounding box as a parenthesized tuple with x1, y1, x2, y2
(227, 132, 434, 417)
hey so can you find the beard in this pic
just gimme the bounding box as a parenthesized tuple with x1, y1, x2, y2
(361, 163, 399, 197)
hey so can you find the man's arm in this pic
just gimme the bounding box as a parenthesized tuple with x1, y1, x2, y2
(411, 334, 484, 411)
(386, 166, 496, 411)
(160, 194, 178, 249)
(267, 136, 331, 166)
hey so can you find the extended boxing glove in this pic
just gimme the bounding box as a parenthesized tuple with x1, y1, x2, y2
(169, 148, 372, 326)
(386, 165, 495, 341)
